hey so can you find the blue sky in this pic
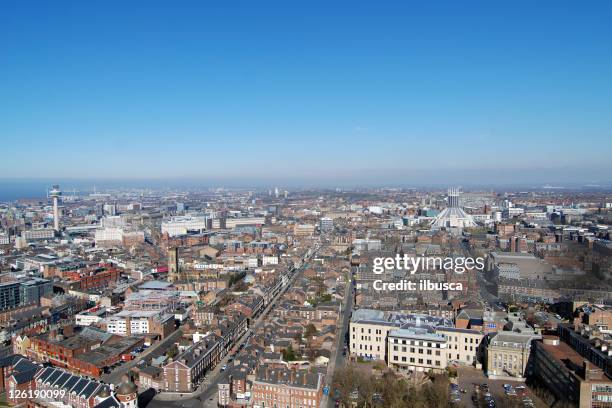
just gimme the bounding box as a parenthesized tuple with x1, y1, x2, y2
(1, 1, 611, 185)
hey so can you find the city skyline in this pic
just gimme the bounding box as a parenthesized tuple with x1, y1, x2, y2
(1, 171, 611, 203)
(1, 3, 611, 407)
(2, 1, 612, 182)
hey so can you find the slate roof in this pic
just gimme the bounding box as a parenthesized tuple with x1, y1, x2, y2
(35, 366, 104, 399)
(255, 366, 322, 390)
(11, 368, 38, 384)
(0, 354, 39, 372)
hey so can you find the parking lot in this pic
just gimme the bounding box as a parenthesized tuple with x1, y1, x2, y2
(454, 366, 546, 407)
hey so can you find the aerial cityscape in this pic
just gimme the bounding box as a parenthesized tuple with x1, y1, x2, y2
(1, 185, 611, 408)
(1, 2, 612, 408)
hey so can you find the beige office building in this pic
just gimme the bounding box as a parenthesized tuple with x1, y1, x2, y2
(487, 332, 534, 380)
(350, 319, 396, 361)
(387, 327, 448, 373)
(437, 327, 484, 366)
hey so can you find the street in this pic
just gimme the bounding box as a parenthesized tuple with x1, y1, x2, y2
(102, 328, 184, 384)
(324, 277, 354, 408)
(477, 271, 505, 311)
(145, 250, 318, 407)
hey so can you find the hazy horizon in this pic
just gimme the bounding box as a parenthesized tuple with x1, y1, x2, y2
(1, 171, 611, 202)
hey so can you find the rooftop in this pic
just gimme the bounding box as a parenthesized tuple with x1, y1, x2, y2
(389, 325, 445, 342)
(538, 336, 612, 383)
(490, 331, 536, 347)
(255, 366, 322, 390)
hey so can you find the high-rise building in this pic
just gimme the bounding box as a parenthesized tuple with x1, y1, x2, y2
(0, 278, 52, 311)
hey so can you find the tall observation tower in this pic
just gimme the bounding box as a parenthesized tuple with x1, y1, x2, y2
(50, 184, 62, 232)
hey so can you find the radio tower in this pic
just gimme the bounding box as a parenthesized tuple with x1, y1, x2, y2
(50, 184, 62, 232)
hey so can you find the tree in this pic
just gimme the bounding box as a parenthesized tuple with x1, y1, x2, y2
(228, 271, 247, 287)
(233, 280, 249, 292)
(333, 364, 456, 408)
(166, 345, 178, 359)
(420, 375, 451, 408)
(282, 344, 297, 361)
(311, 276, 327, 297)
(332, 366, 363, 405)
(372, 361, 386, 372)
(304, 324, 317, 339)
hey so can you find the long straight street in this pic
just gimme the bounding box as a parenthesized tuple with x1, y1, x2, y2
(324, 276, 354, 408)
(147, 251, 318, 408)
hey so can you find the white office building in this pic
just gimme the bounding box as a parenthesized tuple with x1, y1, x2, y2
(352, 239, 382, 252)
(161, 215, 209, 237)
(95, 227, 124, 245)
(75, 308, 106, 326)
(21, 228, 55, 240)
(262, 256, 279, 266)
(105, 310, 165, 335)
(101, 215, 125, 228)
(388, 326, 448, 373)
(319, 217, 334, 232)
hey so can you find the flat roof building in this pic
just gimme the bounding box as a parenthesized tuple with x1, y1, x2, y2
(533, 335, 612, 408)
(388, 325, 448, 373)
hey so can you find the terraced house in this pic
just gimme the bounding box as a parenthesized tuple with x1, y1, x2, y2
(251, 366, 324, 408)
(163, 334, 223, 392)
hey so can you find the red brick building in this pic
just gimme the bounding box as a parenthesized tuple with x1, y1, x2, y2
(0, 355, 39, 404)
(65, 265, 121, 291)
(251, 366, 324, 408)
(25, 327, 143, 378)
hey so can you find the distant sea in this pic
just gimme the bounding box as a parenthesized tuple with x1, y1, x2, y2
(0, 180, 49, 202)
(0, 178, 212, 202)
(1, 178, 610, 203)
(0, 179, 124, 202)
